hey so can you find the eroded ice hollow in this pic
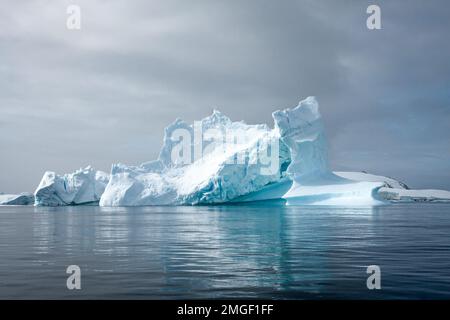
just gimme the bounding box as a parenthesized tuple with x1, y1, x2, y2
(34, 166, 109, 206)
(31, 97, 450, 207)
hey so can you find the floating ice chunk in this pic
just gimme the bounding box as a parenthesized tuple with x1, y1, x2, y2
(378, 187, 450, 203)
(34, 166, 109, 206)
(281, 178, 385, 206)
(273, 96, 329, 179)
(333, 171, 450, 202)
(0, 193, 34, 205)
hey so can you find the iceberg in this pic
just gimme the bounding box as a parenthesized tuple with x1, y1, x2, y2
(34, 166, 109, 206)
(100, 110, 291, 206)
(26, 96, 450, 207)
(0, 193, 34, 205)
(99, 97, 383, 206)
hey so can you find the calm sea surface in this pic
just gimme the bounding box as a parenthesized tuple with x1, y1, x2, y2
(0, 204, 449, 299)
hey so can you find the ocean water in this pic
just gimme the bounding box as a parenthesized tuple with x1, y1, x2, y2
(0, 204, 449, 299)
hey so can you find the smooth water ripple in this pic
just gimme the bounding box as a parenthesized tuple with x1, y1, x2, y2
(0, 204, 450, 299)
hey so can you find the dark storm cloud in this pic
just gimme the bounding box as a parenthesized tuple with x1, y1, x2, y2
(0, 0, 449, 192)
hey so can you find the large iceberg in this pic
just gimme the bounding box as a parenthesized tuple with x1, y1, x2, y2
(27, 96, 449, 207)
(100, 110, 291, 206)
(336, 172, 450, 203)
(99, 97, 383, 206)
(34, 166, 109, 206)
(271, 97, 386, 205)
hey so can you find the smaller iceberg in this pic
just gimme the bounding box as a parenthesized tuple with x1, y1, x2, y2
(0, 193, 34, 205)
(34, 166, 109, 206)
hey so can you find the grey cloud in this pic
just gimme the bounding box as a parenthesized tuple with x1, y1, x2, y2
(0, 0, 449, 192)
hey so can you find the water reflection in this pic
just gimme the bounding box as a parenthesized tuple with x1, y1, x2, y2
(0, 204, 449, 299)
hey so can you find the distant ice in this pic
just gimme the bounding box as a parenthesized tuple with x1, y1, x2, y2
(0, 193, 34, 205)
(34, 166, 108, 206)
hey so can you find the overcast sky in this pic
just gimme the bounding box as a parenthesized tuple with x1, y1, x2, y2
(1, 0, 449, 193)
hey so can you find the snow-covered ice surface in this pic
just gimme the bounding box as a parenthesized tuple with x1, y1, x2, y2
(270, 97, 385, 206)
(34, 166, 109, 206)
(335, 171, 409, 189)
(0, 193, 34, 205)
(16, 96, 449, 207)
(100, 110, 291, 206)
(378, 188, 450, 203)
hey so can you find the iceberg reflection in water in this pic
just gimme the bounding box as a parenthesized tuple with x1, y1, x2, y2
(0, 204, 450, 299)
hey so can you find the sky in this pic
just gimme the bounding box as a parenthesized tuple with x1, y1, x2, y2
(0, 0, 449, 193)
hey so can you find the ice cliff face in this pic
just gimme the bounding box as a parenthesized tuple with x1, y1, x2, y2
(378, 187, 450, 203)
(100, 110, 291, 206)
(272, 96, 329, 179)
(335, 172, 450, 203)
(34, 166, 109, 206)
(0, 193, 34, 205)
